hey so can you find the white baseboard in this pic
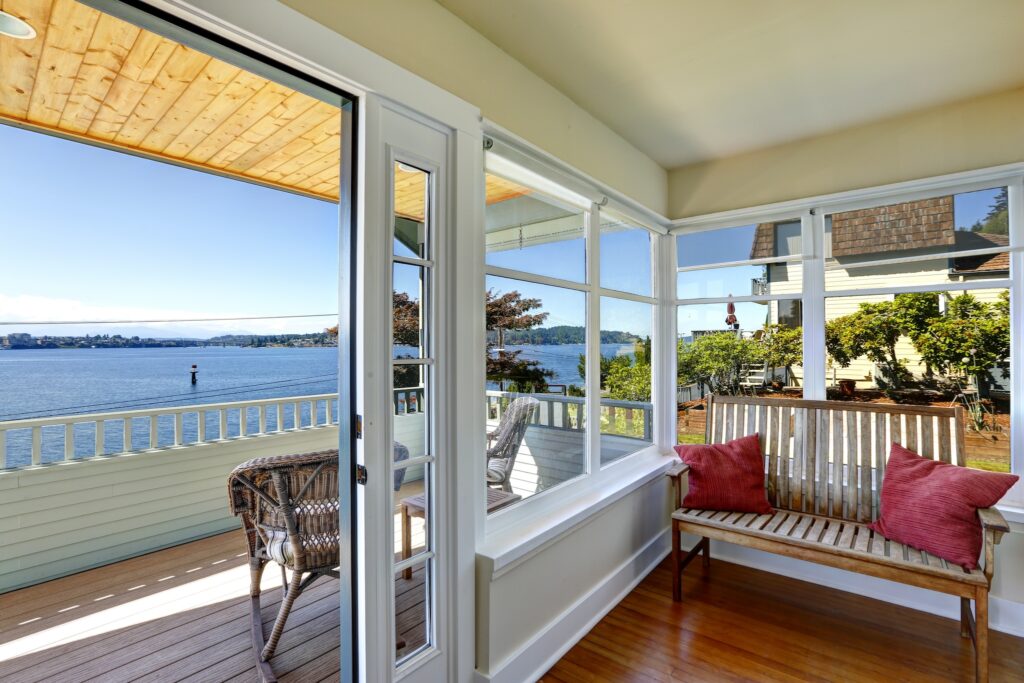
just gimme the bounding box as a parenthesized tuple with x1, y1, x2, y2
(694, 537, 1024, 638)
(474, 529, 670, 683)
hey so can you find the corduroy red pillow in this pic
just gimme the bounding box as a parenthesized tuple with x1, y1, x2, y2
(674, 434, 771, 514)
(870, 443, 1018, 569)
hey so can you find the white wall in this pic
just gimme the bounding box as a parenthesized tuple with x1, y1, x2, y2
(278, 0, 668, 215)
(0, 427, 337, 593)
(475, 475, 672, 682)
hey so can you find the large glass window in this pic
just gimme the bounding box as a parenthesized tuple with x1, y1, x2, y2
(482, 164, 660, 516)
(676, 220, 804, 444)
(822, 187, 1012, 473)
(485, 275, 587, 500)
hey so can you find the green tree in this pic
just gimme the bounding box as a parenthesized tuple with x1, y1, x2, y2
(677, 332, 763, 396)
(969, 188, 1008, 235)
(825, 301, 910, 389)
(603, 337, 652, 401)
(485, 289, 552, 390)
(912, 292, 1010, 392)
(759, 323, 802, 386)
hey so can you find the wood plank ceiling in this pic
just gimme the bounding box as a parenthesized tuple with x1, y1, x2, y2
(0, 0, 534, 211)
(0, 0, 343, 200)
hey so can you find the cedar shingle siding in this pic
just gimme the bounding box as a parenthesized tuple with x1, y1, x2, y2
(749, 196, 956, 260)
(831, 196, 955, 257)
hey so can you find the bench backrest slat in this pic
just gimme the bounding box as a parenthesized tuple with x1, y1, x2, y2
(704, 396, 966, 522)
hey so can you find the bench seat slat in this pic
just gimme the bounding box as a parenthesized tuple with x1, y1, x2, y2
(672, 507, 985, 587)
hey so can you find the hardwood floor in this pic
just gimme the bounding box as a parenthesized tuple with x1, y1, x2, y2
(542, 557, 1024, 682)
(0, 531, 427, 682)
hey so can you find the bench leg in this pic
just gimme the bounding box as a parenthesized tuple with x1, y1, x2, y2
(975, 588, 989, 683)
(960, 597, 971, 638)
(671, 519, 681, 602)
(702, 537, 711, 569)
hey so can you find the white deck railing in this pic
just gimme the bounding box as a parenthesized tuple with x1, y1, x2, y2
(0, 393, 338, 469)
(485, 390, 653, 441)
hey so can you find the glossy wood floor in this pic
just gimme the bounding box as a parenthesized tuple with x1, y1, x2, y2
(542, 557, 1024, 682)
(0, 530, 427, 682)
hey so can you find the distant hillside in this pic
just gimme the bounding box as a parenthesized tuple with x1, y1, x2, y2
(496, 325, 638, 345)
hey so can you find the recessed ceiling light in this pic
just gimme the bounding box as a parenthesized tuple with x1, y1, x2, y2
(0, 10, 36, 40)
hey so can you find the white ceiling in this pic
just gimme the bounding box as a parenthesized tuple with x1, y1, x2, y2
(437, 0, 1024, 169)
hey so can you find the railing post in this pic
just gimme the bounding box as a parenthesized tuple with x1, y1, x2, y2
(645, 405, 654, 441)
(198, 410, 207, 443)
(293, 402, 300, 429)
(324, 399, 332, 425)
(64, 423, 74, 461)
(220, 409, 228, 440)
(277, 403, 285, 433)
(174, 413, 183, 446)
(0, 429, 6, 468)
(123, 417, 131, 453)
(310, 400, 318, 427)
(258, 405, 267, 434)
(150, 415, 158, 449)
(96, 420, 105, 457)
(239, 407, 247, 437)
(31, 425, 41, 465)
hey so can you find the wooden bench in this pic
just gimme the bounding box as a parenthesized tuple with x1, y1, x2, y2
(667, 396, 1010, 683)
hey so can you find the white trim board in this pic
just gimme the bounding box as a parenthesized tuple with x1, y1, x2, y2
(474, 528, 670, 683)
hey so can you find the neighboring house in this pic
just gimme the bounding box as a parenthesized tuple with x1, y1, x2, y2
(749, 196, 1008, 388)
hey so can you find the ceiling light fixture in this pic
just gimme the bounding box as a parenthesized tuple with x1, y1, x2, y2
(0, 11, 36, 40)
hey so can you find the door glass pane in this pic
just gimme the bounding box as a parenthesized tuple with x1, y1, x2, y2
(393, 263, 425, 358)
(394, 163, 427, 258)
(600, 298, 653, 464)
(391, 161, 434, 666)
(485, 275, 587, 509)
(395, 560, 430, 662)
(485, 172, 586, 282)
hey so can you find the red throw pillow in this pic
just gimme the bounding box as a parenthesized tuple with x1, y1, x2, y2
(674, 434, 771, 514)
(870, 443, 1018, 569)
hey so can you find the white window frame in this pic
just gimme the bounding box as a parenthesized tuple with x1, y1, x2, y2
(481, 159, 673, 543)
(671, 163, 1024, 512)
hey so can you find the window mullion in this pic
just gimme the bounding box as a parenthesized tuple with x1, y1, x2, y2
(654, 232, 676, 449)
(802, 211, 826, 400)
(1008, 177, 1024, 482)
(586, 203, 602, 476)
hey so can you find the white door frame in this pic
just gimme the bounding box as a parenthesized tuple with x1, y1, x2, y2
(128, 2, 483, 681)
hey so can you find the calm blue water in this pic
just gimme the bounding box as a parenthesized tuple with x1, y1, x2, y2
(0, 343, 633, 467)
(485, 343, 635, 389)
(0, 347, 338, 467)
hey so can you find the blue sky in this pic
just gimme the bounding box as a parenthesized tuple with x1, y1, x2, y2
(0, 124, 338, 336)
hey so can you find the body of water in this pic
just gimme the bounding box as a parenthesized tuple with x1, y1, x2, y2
(0, 343, 634, 466)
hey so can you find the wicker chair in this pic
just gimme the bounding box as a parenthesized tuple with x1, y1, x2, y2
(485, 396, 539, 492)
(228, 450, 340, 679)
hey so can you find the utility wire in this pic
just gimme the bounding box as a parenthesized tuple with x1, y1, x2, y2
(0, 375, 338, 422)
(0, 313, 337, 325)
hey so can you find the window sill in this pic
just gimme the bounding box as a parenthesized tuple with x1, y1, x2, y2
(478, 445, 677, 579)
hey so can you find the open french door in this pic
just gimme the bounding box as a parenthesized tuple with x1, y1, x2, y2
(358, 96, 453, 682)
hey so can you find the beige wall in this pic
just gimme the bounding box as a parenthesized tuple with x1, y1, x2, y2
(667, 87, 1024, 218)
(279, 0, 667, 214)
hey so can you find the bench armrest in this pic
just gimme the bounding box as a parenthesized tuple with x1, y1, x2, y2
(979, 507, 1010, 583)
(666, 461, 690, 479)
(666, 461, 689, 511)
(978, 507, 1009, 535)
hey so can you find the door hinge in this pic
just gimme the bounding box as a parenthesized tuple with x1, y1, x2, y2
(355, 464, 368, 486)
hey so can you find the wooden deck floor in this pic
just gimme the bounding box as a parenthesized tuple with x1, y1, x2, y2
(542, 557, 1024, 682)
(0, 529, 426, 682)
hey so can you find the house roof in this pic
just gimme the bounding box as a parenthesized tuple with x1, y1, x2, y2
(951, 231, 1010, 273)
(750, 198, 1009, 274)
